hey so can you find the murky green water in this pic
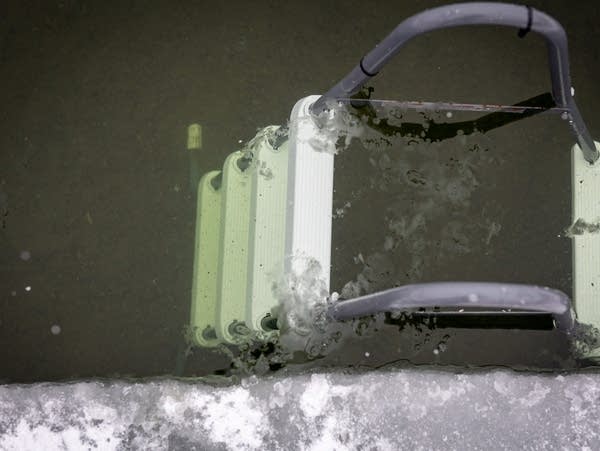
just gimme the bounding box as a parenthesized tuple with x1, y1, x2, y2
(1, 0, 599, 382)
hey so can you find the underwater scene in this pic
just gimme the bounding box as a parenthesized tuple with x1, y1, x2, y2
(2, 1, 600, 448)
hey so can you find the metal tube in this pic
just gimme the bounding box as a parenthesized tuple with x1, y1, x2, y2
(310, 2, 597, 162)
(329, 282, 574, 332)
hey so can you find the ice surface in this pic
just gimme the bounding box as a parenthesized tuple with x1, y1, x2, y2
(1, 369, 600, 450)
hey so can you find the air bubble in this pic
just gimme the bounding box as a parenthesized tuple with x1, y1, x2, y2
(355, 320, 369, 336)
(51, 324, 61, 335)
(307, 345, 320, 357)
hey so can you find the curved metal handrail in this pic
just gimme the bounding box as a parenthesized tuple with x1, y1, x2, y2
(310, 2, 597, 162)
(329, 282, 574, 332)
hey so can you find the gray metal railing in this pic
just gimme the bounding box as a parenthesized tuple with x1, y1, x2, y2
(329, 282, 574, 332)
(310, 2, 598, 162)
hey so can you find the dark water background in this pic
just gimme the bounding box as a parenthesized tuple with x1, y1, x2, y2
(1, 0, 599, 382)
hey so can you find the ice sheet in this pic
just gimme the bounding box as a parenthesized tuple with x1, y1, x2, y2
(1, 369, 600, 450)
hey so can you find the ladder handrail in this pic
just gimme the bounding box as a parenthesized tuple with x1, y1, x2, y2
(329, 282, 574, 332)
(310, 2, 597, 162)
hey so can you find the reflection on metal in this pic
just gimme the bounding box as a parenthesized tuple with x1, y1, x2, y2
(343, 92, 559, 143)
(341, 95, 564, 114)
(331, 282, 574, 332)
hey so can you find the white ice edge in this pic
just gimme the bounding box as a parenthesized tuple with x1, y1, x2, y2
(1, 369, 600, 450)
